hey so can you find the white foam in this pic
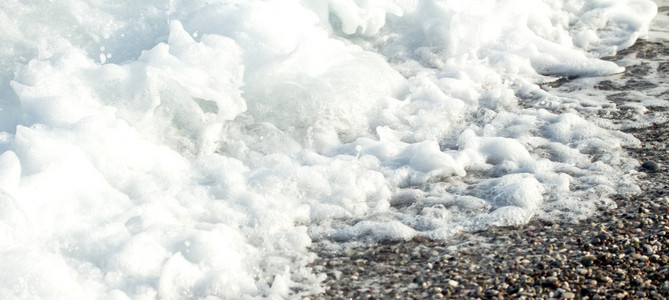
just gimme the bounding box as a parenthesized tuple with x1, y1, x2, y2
(0, 0, 658, 298)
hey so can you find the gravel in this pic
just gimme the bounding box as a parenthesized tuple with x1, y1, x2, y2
(307, 9, 669, 300)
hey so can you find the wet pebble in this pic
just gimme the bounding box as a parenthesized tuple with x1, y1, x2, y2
(641, 160, 661, 172)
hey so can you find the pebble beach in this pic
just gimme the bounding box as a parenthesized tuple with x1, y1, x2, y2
(310, 4, 669, 300)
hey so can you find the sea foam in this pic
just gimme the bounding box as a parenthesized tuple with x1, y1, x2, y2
(0, 0, 657, 298)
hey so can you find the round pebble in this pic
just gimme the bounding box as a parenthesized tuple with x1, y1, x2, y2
(641, 161, 660, 172)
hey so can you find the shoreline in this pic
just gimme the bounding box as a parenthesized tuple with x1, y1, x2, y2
(311, 119, 669, 298)
(309, 12, 669, 300)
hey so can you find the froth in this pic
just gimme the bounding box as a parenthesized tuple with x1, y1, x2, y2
(0, 0, 656, 298)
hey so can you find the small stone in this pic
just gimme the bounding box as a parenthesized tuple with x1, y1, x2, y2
(586, 279, 597, 288)
(614, 291, 628, 299)
(592, 232, 612, 245)
(581, 255, 597, 266)
(562, 282, 570, 291)
(448, 280, 459, 287)
(543, 276, 560, 288)
(332, 270, 342, 280)
(641, 161, 660, 172)
(642, 244, 655, 254)
(412, 236, 431, 243)
(561, 291, 576, 299)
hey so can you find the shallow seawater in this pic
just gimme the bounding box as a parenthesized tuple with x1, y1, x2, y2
(0, 0, 662, 298)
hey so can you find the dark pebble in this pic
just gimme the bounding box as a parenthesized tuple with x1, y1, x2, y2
(542, 276, 560, 288)
(641, 161, 660, 172)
